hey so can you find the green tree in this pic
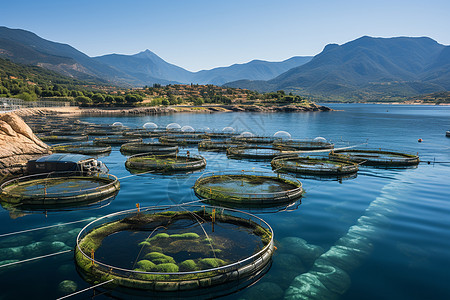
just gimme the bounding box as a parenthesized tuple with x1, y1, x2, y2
(193, 97, 204, 106)
(114, 95, 126, 106)
(105, 95, 115, 104)
(15, 92, 37, 101)
(91, 93, 105, 104)
(168, 94, 177, 105)
(75, 96, 93, 106)
(125, 94, 143, 106)
(0, 86, 9, 96)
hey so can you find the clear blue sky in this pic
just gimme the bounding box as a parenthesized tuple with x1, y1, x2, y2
(2, 0, 449, 71)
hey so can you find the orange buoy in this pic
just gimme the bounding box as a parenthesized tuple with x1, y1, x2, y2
(418, 139, 423, 143)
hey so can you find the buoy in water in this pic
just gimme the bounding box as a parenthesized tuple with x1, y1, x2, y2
(418, 138, 423, 143)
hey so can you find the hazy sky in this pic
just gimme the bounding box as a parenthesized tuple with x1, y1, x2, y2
(2, 0, 449, 71)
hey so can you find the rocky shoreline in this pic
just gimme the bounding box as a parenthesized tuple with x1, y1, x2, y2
(0, 113, 51, 179)
(12, 103, 332, 117)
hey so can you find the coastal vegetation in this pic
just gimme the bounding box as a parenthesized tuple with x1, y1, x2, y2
(2, 54, 447, 106)
(406, 91, 450, 104)
(0, 57, 312, 107)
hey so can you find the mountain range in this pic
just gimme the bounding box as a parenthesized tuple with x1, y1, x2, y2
(225, 36, 450, 101)
(0, 25, 449, 101)
(0, 26, 311, 87)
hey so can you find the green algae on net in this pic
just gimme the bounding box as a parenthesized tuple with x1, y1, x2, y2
(39, 135, 89, 143)
(198, 140, 245, 152)
(0, 172, 120, 207)
(226, 146, 298, 160)
(75, 205, 274, 292)
(51, 143, 112, 155)
(120, 142, 178, 155)
(93, 136, 143, 146)
(271, 156, 359, 176)
(159, 134, 208, 146)
(125, 153, 206, 173)
(329, 149, 420, 166)
(193, 171, 303, 205)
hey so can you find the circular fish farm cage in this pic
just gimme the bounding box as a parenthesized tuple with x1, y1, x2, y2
(50, 130, 88, 136)
(271, 156, 359, 176)
(125, 153, 206, 173)
(159, 134, 207, 146)
(39, 135, 89, 143)
(30, 127, 53, 134)
(51, 142, 112, 155)
(194, 171, 303, 205)
(198, 140, 244, 152)
(122, 129, 164, 138)
(120, 142, 179, 156)
(75, 205, 274, 292)
(273, 139, 334, 150)
(0, 172, 120, 208)
(85, 129, 125, 136)
(202, 132, 239, 141)
(94, 136, 143, 146)
(226, 146, 296, 160)
(329, 149, 420, 166)
(231, 136, 276, 144)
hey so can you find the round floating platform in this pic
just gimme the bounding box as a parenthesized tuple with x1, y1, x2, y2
(94, 136, 143, 146)
(198, 140, 244, 152)
(120, 142, 178, 155)
(273, 139, 334, 150)
(329, 149, 420, 166)
(75, 205, 274, 292)
(50, 130, 87, 136)
(0, 172, 120, 207)
(231, 136, 276, 144)
(226, 146, 296, 160)
(271, 156, 359, 175)
(122, 129, 164, 138)
(39, 135, 89, 143)
(85, 129, 125, 136)
(125, 153, 206, 173)
(194, 171, 303, 205)
(31, 127, 53, 134)
(51, 142, 112, 155)
(159, 134, 207, 146)
(202, 132, 239, 140)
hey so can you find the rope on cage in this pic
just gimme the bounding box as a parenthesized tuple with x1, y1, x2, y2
(176, 205, 220, 261)
(0, 249, 72, 268)
(117, 169, 156, 180)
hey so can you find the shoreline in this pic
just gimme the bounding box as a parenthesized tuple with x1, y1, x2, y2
(320, 102, 450, 106)
(9, 103, 333, 117)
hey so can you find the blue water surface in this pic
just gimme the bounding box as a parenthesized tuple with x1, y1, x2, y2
(0, 104, 449, 299)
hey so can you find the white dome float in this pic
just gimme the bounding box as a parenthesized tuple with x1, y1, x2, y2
(143, 122, 158, 130)
(274, 131, 292, 140)
(166, 123, 181, 131)
(181, 125, 195, 132)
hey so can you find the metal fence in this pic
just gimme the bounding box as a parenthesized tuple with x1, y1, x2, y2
(0, 97, 71, 112)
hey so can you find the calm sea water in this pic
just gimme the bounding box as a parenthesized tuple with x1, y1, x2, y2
(0, 104, 449, 299)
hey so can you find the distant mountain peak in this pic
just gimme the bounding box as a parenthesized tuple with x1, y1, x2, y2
(0, 25, 313, 87)
(134, 49, 159, 59)
(323, 43, 339, 52)
(226, 35, 450, 101)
